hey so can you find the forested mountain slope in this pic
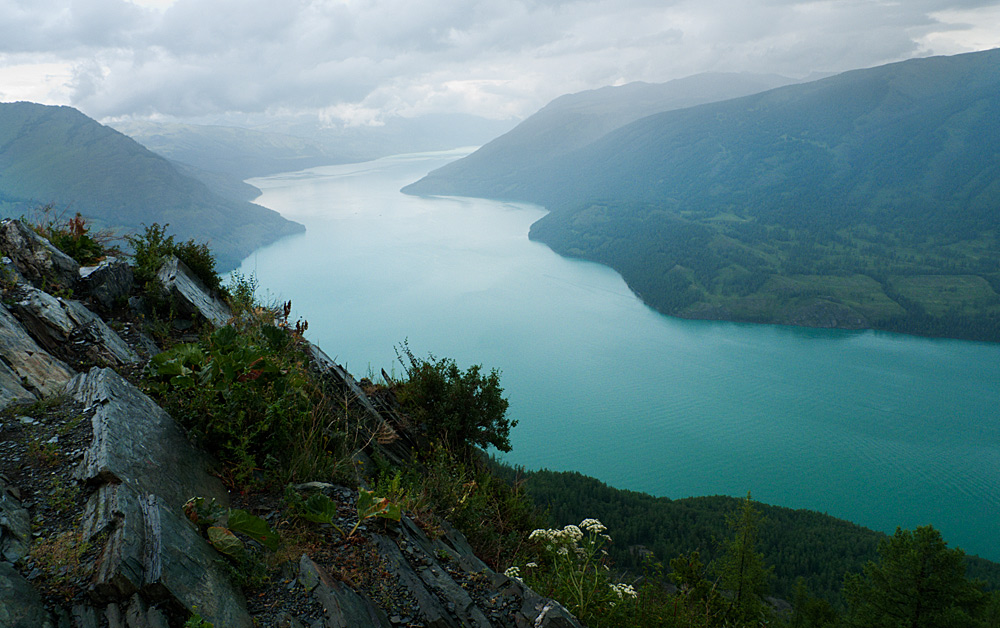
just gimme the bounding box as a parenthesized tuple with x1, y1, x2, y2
(0, 102, 303, 269)
(515, 469, 1000, 605)
(402, 72, 797, 198)
(409, 50, 1000, 340)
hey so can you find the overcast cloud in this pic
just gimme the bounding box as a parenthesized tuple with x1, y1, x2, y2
(1, 0, 998, 124)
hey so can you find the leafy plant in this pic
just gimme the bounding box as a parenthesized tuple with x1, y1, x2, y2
(371, 448, 542, 569)
(128, 222, 221, 293)
(349, 488, 402, 537)
(395, 341, 515, 453)
(184, 608, 213, 628)
(509, 519, 637, 626)
(182, 496, 279, 590)
(146, 319, 336, 485)
(27, 207, 116, 265)
(288, 487, 400, 538)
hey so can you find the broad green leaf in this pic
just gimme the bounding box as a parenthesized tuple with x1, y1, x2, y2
(228, 509, 280, 551)
(261, 324, 290, 351)
(300, 492, 339, 524)
(211, 326, 238, 350)
(357, 489, 401, 522)
(208, 526, 246, 561)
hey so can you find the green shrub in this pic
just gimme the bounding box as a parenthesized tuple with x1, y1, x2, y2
(372, 448, 543, 569)
(395, 343, 514, 453)
(145, 319, 340, 486)
(127, 223, 222, 294)
(27, 208, 113, 265)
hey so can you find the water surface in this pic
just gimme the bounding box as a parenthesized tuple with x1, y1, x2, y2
(239, 150, 1000, 560)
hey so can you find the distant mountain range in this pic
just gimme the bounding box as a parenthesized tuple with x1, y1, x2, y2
(404, 52, 1000, 341)
(0, 102, 303, 270)
(112, 113, 517, 181)
(402, 72, 799, 199)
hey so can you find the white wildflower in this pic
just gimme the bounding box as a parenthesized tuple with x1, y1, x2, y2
(562, 524, 583, 542)
(504, 566, 522, 581)
(526, 562, 538, 568)
(579, 518, 607, 533)
(609, 583, 638, 599)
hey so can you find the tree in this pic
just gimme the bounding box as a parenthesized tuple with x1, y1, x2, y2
(715, 492, 773, 625)
(396, 343, 515, 453)
(843, 525, 986, 628)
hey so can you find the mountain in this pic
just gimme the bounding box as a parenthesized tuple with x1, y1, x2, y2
(407, 51, 1000, 341)
(401, 72, 798, 198)
(0, 102, 303, 270)
(109, 120, 335, 180)
(113, 113, 518, 181)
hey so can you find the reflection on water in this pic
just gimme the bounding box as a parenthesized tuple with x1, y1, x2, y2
(240, 150, 1000, 561)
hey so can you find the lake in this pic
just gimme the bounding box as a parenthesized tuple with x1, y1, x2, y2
(238, 149, 1000, 561)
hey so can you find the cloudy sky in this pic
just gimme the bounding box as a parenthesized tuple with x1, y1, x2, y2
(1, 0, 999, 125)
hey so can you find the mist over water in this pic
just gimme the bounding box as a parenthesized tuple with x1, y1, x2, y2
(239, 149, 1000, 561)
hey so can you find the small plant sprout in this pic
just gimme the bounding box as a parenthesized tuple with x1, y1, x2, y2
(347, 488, 402, 538)
(292, 488, 401, 539)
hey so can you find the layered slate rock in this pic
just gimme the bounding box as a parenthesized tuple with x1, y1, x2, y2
(67, 367, 227, 510)
(81, 483, 254, 628)
(12, 285, 139, 368)
(66, 367, 253, 627)
(0, 477, 31, 564)
(0, 218, 79, 290)
(298, 555, 392, 627)
(0, 303, 74, 402)
(0, 561, 57, 628)
(156, 256, 231, 327)
(290, 484, 583, 628)
(79, 258, 134, 312)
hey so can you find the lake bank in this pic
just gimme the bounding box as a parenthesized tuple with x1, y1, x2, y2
(238, 150, 1000, 561)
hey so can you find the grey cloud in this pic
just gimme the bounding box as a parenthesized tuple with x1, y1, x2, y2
(0, 0, 144, 53)
(2, 0, 997, 121)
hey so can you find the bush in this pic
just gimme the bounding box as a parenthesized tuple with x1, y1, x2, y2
(127, 223, 221, 294)
(27, 208, 115, 266)
(372, 448, 544, 569)
(145, 316, 340, 486)
(395, 343, 515, 453)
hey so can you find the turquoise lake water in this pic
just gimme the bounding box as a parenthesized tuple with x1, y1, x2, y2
(238, 149, 1000, 561)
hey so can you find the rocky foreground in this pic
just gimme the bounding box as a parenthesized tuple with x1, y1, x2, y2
(0, 218, 580, 628)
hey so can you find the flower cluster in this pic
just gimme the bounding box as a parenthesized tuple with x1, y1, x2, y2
(529, 523, 584, 545)
(507, 518, 640, 620)
(609, 582, 638, 600)
(579, 518, 607, 533)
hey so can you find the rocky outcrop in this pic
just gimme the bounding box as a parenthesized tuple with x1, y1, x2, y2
(68, 367, 228, 512)
(80, 482, 253, 628)
(11, 286, 139, 368)
(0, 561, 57, 628)
(0, 219, 79, 290)
(0, 230, 584, 628)
(0, 477, 31, 565)
(79, 258, 134, 312)
(0, 302, 75, 403)
(156, 256, 231, 327)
